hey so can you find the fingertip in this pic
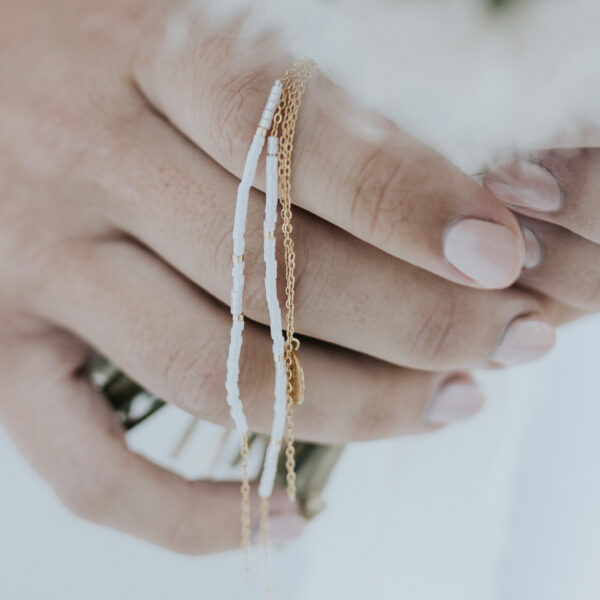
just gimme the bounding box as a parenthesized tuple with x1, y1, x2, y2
(270, 512, 306, 543)
(491, 314, 556, 367)
(443, 218, 525, 289)
(251, 488, 306, 545)
(425, 372, 485, 425)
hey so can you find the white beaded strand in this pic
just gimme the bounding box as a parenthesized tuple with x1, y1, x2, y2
(225, 81, 282, 435)
(258, 135, 288, 499)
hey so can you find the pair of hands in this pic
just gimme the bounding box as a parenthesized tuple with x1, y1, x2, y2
(1, 0, 599, 554)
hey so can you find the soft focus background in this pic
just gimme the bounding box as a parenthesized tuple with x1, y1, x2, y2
(208, 0, 600, 172)
(3, 0, 600, 598)
(2, 314, 600, 599)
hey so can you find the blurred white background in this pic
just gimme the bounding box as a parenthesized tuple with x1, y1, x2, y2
(2, 314, 600, 599)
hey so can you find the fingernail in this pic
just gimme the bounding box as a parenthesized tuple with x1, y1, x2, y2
(444, 219, 523, 288)
(493, 316, 555, 367)
(522, 227, 541, 269)
(485, 159, 562, 212)
(270, 512, 306, 543)
(426, 376, 485, 425)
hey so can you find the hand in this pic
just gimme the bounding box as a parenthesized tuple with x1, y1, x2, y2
(485, 147, 600, 323)
(0, 0, 555, 553)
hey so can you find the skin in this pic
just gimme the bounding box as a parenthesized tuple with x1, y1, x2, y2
(0, 0, 597, 554)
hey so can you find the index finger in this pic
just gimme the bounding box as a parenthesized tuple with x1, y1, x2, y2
(133, 7, 525, 289)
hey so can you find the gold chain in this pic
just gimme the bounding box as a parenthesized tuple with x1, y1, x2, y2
(240, 432, 251, 575)
(271, 59, 316, 501)
(260, 497, 271, 599)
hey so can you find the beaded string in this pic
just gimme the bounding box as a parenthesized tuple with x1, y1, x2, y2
(257, 134, 288, 501)
(225, 80, 282, 565)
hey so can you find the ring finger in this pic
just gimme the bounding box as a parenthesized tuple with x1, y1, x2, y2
(27, 236, 484, 443)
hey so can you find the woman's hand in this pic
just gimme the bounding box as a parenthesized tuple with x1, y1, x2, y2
(0, 0, 556, 553)
(485, 148, 600, 322)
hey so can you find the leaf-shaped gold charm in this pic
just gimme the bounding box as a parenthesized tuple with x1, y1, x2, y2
(291, 349, 305, 405)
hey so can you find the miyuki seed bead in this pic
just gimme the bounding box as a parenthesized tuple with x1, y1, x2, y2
(258, 133, 288, 500)
(225, 80, 282, 437)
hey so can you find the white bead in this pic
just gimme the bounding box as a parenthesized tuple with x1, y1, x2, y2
(225, 81, 282, 438)
(258, 134, 290, 499)
(258, 438, 282, 498)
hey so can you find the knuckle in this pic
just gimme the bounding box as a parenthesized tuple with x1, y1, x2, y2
(0, 208, 80, 306)
(348, 146, 436, 244)
(408, 289, 459, 369)
(210, 67, 273, 166)
(352, 392, 396, 441)
(350, 368, 427, 441)
(163, 338, 227, 421)
(283, 215, 334, 331)
(23, 102, 104, 174)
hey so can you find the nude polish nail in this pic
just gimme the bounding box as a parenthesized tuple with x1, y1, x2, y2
(426, 376, 485, 425)
(444, 219, 523, 288)
(270, 513, 306, 543)
(522, 226, 541, 269)
(484, 159, 562, 212)
(492, 316, 555, 367)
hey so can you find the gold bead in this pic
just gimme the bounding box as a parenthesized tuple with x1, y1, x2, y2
(263, 230, 275, 239)
(232, 314, 244, 323)
(256, 126, 268, 137)
(232, 253, 244, 264)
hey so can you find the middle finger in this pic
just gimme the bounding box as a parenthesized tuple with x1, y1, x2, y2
(99, 110, 553, 370)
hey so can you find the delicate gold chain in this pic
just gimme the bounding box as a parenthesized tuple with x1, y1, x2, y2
(240, 432, 251, 575)
(260, 497, 271, 599)
(271, 59, 316, 502)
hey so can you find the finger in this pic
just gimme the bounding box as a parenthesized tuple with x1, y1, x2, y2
(95, 109, 551, 371)
(0, 330, 303, 554)
(484, 148, 600, 244)
(28, 238, 485, 442)
(132, 9, 525, 289)
(511, 215, 600, 313)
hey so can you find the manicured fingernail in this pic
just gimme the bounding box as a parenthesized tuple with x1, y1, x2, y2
(493, 316, 555, 367)
(270, 512, 306, 543)
(444, 219, 523, 288)
(485, 159, 562, 212)
(522, 226, 541, 269)
(426, 376, 485, 425)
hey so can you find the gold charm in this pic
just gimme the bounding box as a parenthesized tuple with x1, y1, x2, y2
(290, 348, 305, 405)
